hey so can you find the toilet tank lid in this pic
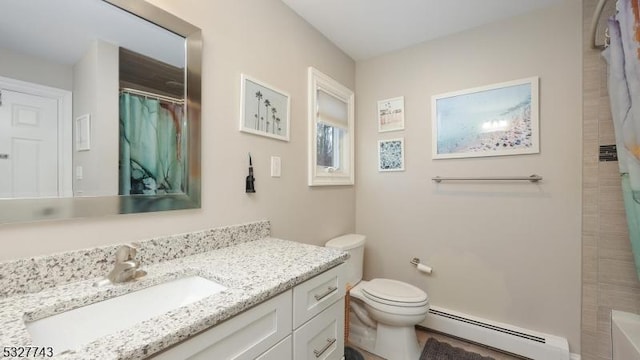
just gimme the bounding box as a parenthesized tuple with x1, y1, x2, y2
(326, 234, 366, 250)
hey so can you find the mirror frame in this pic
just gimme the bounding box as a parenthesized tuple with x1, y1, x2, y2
(0, 0, 202, 224)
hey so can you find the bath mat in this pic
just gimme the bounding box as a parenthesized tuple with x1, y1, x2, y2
(344, 346, 364, 360)
(420, 338, 495, 360)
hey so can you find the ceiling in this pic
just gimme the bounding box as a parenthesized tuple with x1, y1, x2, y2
(281, 0, 565, 61)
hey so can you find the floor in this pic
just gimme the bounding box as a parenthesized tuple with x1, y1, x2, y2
(349, 327, 525, 360)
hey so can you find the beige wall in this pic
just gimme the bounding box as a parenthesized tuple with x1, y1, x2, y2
(0, 48, 73, 91)
(581, 0, 640, 359)
(0, 0, 355, 260)
(355, 0, 582, 353)
(72, 40, 120, 197)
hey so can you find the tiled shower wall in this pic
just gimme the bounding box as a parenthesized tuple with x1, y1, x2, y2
(582, 0, 640, 359)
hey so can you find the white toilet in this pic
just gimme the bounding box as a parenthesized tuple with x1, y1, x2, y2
(326, 234, 429, 360)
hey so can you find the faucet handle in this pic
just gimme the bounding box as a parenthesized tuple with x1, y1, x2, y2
(128, 242, 141, 259)
(114, 243, 141, 263)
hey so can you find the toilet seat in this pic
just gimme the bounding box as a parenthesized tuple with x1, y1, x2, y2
(351, 279, 429, 317)
(361, 278, 428, 307)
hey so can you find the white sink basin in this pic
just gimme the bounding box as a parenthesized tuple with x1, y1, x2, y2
(26, 276, 226, 354)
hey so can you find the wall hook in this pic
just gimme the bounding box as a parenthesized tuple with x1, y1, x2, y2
(246, 153, 256, 193)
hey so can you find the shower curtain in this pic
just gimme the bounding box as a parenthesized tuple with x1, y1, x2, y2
(119, 93, 186, 196)
(603, 0, 640, 279)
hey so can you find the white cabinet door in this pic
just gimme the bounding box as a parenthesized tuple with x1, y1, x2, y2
(293, 264, 345, 328)
(152, 290, 292, 360)
(256, 335, 292, 360)
(293, 298, 345, 360)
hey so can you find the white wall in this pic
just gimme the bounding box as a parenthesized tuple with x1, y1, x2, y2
(1, 0, 355, 259)
(72, 40, 119, 197)
(0, 48, 73, 90)
(355, 0, 582, 352)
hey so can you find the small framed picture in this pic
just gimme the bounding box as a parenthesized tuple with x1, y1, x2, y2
(377, 96, 405, 132)
(240, 74, 290, 141)
(75, 114, 91, 151)
(378, 138, 405, 172)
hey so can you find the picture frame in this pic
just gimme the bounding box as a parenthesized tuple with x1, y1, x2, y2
(378, 138, 405, 172)
(75, 114, 91, 151)
(377, 96, 405, 132)
(431, 77, 539, 159)
(240, 74, 290, 141)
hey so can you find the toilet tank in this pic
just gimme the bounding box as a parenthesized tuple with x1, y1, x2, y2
(326, 234, 366, 287)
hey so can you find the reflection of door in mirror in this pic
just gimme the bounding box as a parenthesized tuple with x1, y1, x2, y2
(1, 0, 187, 201)
(0, 77, 73, 199)
(0, 0, 201, 223)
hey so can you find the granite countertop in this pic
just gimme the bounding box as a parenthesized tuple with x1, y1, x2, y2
(0, 238, 348, 359)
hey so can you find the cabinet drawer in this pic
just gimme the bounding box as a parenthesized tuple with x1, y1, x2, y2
(256, 335, 292, 360)
(293, 298, 345, 360)
(293, 263, 345, 328)
(152, 290, 292, 360)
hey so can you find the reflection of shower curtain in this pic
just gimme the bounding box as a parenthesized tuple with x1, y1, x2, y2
(603, 0, 640, 279)
(119, 93, 185, 195)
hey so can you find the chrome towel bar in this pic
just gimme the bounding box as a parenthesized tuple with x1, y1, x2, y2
(432, 174, 542, 183)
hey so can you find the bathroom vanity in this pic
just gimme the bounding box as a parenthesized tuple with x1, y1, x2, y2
(0, 221, 348, 359)
(153, 263, 345, 359)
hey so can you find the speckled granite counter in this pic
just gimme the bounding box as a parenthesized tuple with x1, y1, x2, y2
(0, 237, 348, 359)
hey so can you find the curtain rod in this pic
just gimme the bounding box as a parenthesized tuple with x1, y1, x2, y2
(120, 87, 184, 105)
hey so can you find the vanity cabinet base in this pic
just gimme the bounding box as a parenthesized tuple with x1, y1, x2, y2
(256, 335, 292, 360)
(293, 298, 345, 360)
(153, 290, 292, 359)
(151, 263, 346, 360)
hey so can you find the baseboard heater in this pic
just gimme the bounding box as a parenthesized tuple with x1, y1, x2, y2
(423, 306, 571, 360)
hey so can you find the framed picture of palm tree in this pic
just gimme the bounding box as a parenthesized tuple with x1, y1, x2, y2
(240, 74, 291, 141)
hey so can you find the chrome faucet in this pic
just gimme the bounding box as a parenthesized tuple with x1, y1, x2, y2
(106, 243, 147, 283)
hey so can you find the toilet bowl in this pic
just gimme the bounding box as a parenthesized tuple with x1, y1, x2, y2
(326, 234, 429, 360)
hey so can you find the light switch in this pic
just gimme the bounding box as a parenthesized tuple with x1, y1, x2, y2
(76, 166, 83, 180)
(270, 156, 281, 177)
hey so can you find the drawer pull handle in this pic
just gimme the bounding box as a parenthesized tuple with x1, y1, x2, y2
(314, 285, 337, 301)
(313, 337, 337, 358)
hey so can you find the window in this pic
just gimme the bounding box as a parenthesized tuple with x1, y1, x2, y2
(308, 67, 354, 186)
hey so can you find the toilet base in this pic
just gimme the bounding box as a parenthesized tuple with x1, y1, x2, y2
(348, 310, 421, 360)
(374, 323, 421, 360)
(348, 309, 377, 353)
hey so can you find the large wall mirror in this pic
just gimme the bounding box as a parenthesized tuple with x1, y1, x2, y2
(0, 0, 202, 224)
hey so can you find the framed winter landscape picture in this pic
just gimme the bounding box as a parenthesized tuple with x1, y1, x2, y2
(431, 77, 539, 159)
(240, 74, 290, 141)
(378, 96, 405, 132)
(378, 138, 405, 172)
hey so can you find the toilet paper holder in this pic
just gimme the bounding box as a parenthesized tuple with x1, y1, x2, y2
(410, 257, 433, 274)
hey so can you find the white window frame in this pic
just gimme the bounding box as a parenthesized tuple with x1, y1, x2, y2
(307, 67, 354, 186)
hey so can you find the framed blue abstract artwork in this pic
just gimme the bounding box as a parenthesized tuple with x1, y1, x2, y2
(431, 77, 539, 159)
(378, 138, 405, 172)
